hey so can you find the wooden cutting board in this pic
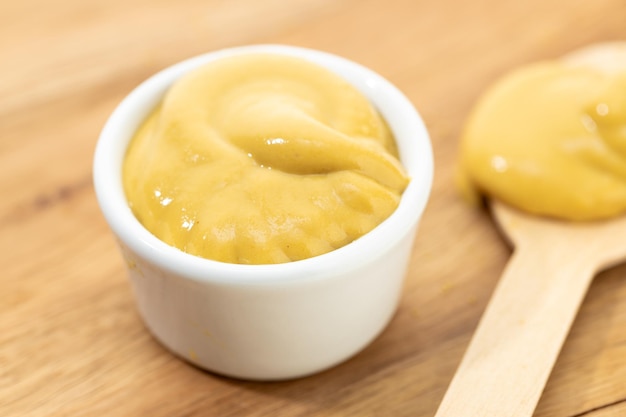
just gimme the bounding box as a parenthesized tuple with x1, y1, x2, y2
(2, 0, 625, 415)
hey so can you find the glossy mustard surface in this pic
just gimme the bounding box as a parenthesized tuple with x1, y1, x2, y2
(123, 54, 408, 264)
(458, 62, 626, 221)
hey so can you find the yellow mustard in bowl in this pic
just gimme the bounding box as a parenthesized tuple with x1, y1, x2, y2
(458, 50, 626, 221)
(123, 54, 409, 264)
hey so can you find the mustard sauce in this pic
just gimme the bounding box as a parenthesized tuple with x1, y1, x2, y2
(123, 54, 408, 264)
(458, 59, 626, 221)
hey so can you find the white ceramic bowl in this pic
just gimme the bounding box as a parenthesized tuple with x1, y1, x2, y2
(93, 44, 433, 380)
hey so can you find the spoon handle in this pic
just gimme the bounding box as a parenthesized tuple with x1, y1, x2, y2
(434, 244, 596, 416)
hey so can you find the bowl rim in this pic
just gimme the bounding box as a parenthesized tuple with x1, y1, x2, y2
(93, 44, 433, 285)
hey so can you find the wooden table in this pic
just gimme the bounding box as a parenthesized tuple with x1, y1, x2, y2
(2, 1, 625, 415)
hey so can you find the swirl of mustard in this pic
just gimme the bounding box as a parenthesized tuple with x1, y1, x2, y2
(123, 54, 409, 264)
(458, 44, 626, 221)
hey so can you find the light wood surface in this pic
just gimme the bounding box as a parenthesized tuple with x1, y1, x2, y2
(2, 1, 625, 416)
(436, 202, 626, 416)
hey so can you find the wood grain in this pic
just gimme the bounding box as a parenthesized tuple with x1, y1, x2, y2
(436, 202, 626, 416)
(1, 0, 625, 416)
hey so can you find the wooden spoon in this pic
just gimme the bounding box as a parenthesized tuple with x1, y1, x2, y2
(434, 200, 626, 416)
